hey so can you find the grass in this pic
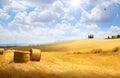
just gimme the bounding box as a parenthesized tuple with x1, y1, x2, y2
(0, 39, 120, 78)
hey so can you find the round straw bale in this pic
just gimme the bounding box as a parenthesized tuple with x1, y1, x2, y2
(0, 48, 4, 55)
(14, 51, 30, 63)
(91, 49, 102, 53)
(30, 48, 41, 61)
(113, 47, 120, 52)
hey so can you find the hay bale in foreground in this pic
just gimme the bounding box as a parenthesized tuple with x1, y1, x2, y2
(30, 48, 41, 61)
(14, 51, 30, 63)
(0, 48, 4, 55)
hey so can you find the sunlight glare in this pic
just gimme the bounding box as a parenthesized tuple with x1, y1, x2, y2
(70, 0, 81, 8)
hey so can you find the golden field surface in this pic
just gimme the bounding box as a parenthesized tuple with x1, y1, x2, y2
(13, 39, 120, 52)
(0, 39, 120, 78)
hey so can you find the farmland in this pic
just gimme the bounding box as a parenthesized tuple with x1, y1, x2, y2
(0, 39, 120, 78)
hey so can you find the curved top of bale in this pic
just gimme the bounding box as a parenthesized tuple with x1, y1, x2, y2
(0, 48, 4, 55)
(0, 48, 4, 51)
(14, 50, 30, 54)
(30, 48, 41, 52)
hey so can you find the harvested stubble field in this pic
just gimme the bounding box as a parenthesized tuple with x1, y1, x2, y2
(0, 39, 120, 78)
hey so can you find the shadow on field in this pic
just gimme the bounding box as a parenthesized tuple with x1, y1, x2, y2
(0, 68, 120, 78)
(0, 67, 58, 78)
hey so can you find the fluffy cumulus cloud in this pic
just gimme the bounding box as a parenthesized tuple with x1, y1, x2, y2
(1, 21, 82, 44)
(109, 26, 120, 32)
(106, 26, 120, 37)
(0, 25, 65, 44)
(76, 21, 99, 30)
(8, 0, 65, 28)
(0, 9, 10, 20)
(0, 0, 10, 5)
(0, 0, 63, 12)
(81, 1, 119, 23)
(62, 14, 75, 21)
(88, 0, 120, 5)
(0, 24, 14, 43)
(0, 0, 28, 12)
(29, 8, 59, 24)
(56, 22, 81, 35)
(8, 11, 30, 31)
(29, 1, 64, 24)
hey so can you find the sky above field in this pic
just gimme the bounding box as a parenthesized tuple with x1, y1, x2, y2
(0, 0, 120, 44)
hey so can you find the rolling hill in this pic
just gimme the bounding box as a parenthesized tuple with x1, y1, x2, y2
(13, 39, 120, 52)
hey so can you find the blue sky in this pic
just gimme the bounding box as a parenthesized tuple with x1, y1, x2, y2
(0, 0, 120, 44)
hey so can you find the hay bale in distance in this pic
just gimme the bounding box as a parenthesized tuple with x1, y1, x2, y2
(14, 51, 30, 63)
(91, 49, 102, 53)
(0, 48, 4, 55)
(30, 48, 41, 61)
(113, 47, 120, 52)
(4, 48, 13, 50)
(4, 49, 14, 53)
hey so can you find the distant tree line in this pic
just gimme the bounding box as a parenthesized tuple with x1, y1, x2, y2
(105, 34, 120, 39)
(88, 34, 120, 39)
(88, 34, 94, 39)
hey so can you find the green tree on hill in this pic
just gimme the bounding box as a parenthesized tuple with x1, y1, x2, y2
(117, 34, 120, 38)
(111, 36, 116, 39)
(106, 34, 120, 39)
(88, 34, 94, 39)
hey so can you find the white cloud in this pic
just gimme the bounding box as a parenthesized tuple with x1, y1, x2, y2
(29, 1, 65, 24)
(27, 0, 57, 7)
(62, 14, 75, 21)
(2, 0, 30, 12)
(0, 24, 14, 44)
(0, 24, 65, 44)
(76, 21, 99, 30)
(29, 9, 59, 24)
(56, 22, 81, 35)
(109, 26, 120, 32)
(7, 21, 83, 44)
(1, 0, 60, 12)
(1, 23, 120, 44)
(106, 26, 120, 37)
(93, 25, 120, 38)
(0, 0, 10, 5)
(81, 1, 118, 23)
(52, 1, 64, 13)
(8, 11, 30, 31)
(1, 0, 71, 26)
(0, 9, 10, 20)
(88, 0, 120, 5)
(113, 0, 120, 3)
(56, 23, 73, 30)
(86, 23, 99, 29)
(8, 0, 66, 29)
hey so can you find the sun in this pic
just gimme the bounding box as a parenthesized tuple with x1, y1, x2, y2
(70, 0, 81, 8)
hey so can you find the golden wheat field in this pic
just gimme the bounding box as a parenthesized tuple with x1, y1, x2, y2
(0, 39, 120, 78)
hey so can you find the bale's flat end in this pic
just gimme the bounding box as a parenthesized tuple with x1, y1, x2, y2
(30, 48, 41, 61)
(14, 51, 30, 63)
